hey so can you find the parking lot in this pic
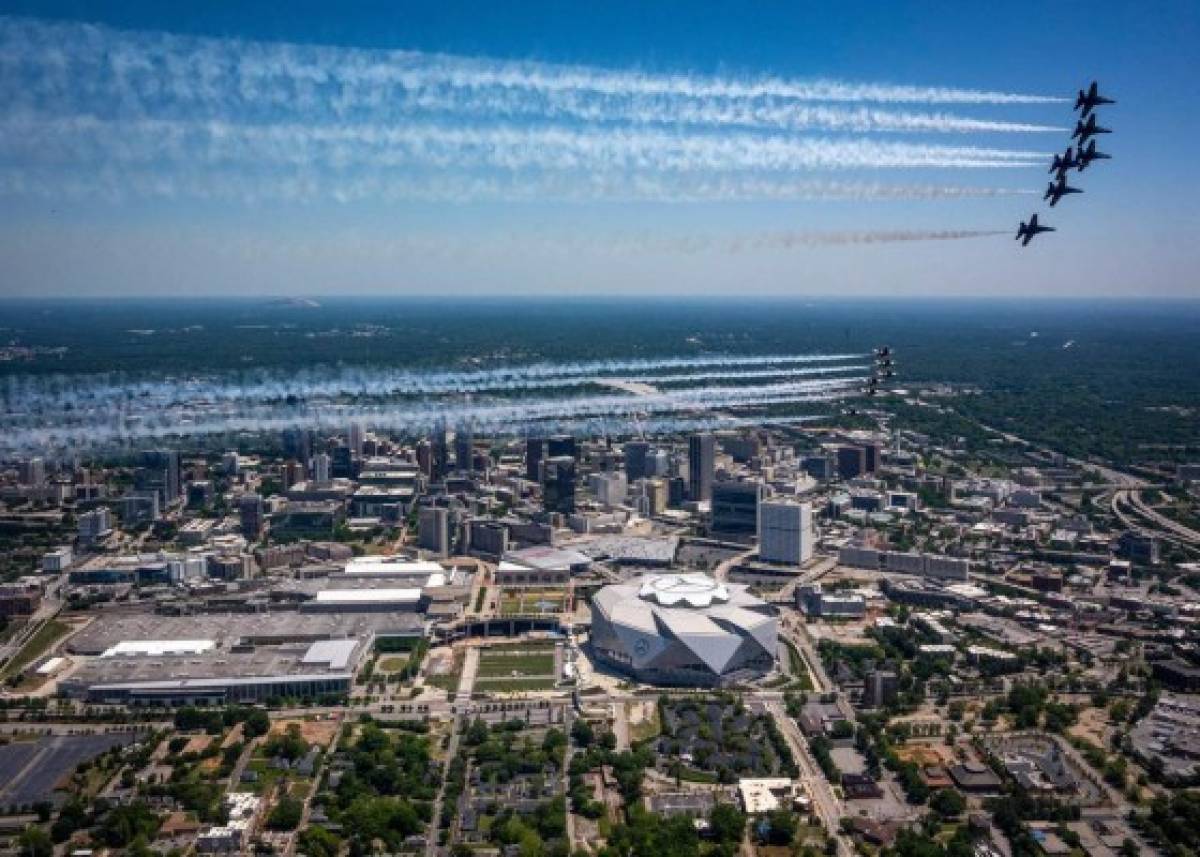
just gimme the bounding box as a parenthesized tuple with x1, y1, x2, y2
(0, 732, 141, 808)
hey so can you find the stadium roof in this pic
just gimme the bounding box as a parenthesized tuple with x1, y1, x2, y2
(638, 573, 729, 608)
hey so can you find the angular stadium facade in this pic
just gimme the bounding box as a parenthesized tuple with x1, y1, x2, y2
(590, 573, 778, 686)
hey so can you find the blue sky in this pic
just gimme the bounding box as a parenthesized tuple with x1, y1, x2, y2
(0, 0, 1196, 297)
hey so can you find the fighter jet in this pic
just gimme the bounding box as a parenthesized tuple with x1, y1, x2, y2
(1072, 113, 1111, 145)
(1044, 177, 1083, 207)
(1074, 81, 1115, 117)
(1076, 139, 1111, 172)
(1049, 146, 1077, 180)
(1016, 214, 1055, 246)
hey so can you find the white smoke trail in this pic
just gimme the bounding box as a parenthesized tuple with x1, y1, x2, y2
(0, 353, 874, 453)
(0, 169, 1038, 204)
(592, 229, 1009, 255)
(0, 17, 1061, 206)
(1, 382, 861, 452)
(0, 116, 1050, 174)
(0, 16, 1065, 133)
(2, 353, 868, 409)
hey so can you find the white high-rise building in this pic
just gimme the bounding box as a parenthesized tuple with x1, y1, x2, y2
(589, 473, 628, 508)
(418, 507, 450, 556)
(758, 500, 813, 565)
(312, 453, 331, 484)
(19, 457, 46, 486)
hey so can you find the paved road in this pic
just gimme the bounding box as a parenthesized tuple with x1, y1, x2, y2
(971, 420, 1149, 490)
(766, 700, 851, 857)
(226, 732, 259, 796)
(427, 715, 463, 857)
(561, 708, 577, 852)
(711, 547, 756, 583)
(286, 715, 344, 857)
(426, 647, 481, 857)
(1111, 490, 1200, 554)
(0, 581, 66, 669)
(1125, 490, 1200, 545)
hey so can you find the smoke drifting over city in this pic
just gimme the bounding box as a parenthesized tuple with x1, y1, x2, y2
(0, 353, 870, 454)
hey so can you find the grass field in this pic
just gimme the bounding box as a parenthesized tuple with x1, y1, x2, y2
(675, 765, 718, 784)
(476, 651, 556, 678)
(498, 589, 567, 616)
(377, 656, 409, 673)
(244, 757, 312, 796)
(1, 619, 70, 679)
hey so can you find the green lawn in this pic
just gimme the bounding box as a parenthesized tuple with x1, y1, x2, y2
(783, 639, 815, 690)
(676, 766, 718, 784)
(498, 591, 567, 616)
(377, 655, 409, 673)
(244, 758, 313, 796)
(425, 674, 459, 692)
(476, 652, 556, 678)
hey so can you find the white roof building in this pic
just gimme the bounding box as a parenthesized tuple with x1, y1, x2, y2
(340, 557, 444, 578)
(300, 639, 360, 671)
(313, 588, 422, 605)
(737, 778, 799, 814)
(101, 640, 215, 658)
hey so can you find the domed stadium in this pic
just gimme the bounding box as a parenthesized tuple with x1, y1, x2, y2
(589, 573, 778, 686)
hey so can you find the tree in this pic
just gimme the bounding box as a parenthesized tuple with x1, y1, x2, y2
(709, 803, 745, 846)
(18, 826, 52, 857)
(266, 796, 304, 831)
(51, 799, 88, 844)
(98, 803, 161, 847)
(929, 788, 966, 818)
(761, 810, 796, 846)
(465, 717, 490, 746)
(263, 723, 308, 761)
(296, 825, 340, 857)
(570, 718, 595, 747)
(244, 709, 271, 738)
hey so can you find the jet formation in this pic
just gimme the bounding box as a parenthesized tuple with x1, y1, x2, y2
(844, 346, 896, 415)
(1017, 80, 1114, 246)
(861, 347, 895, 397)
